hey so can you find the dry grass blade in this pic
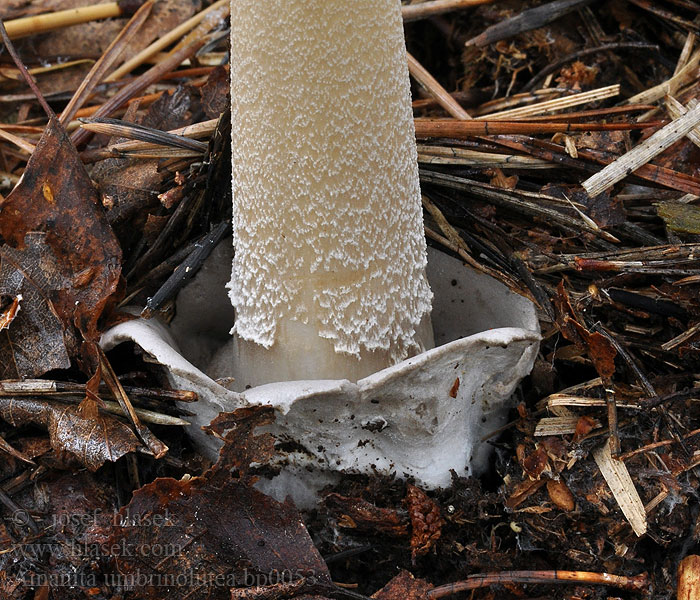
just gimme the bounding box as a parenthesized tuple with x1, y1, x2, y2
(106, 0, 228, 82)
(171, 1, 230, 54)
(477, 85, 620, 120)
(666, 96, 700, 149)
(466, 0, 596, 47)
(79, 117, 208, 152)
(402, 0, 496, 21)
(626, 48, 700, 105)
(421, 169, 620, 243)
(0, 126, 34, 154)
(63, 399, 189, 426)
(674, 32, 696, 77)
(418, 145, 554, 169)
(0, 434, 34, 464)
(80, 117, 217, 162)
(534, 416, 590, 436)
(59, 0, 154, 126)
(414, 118, 657, 138)
(71, 39, 205, 147)
(98, 347, 168, 459)
(582, 102, 700, 197)
(592, 442, 647, 537)
(407, 52, 471, 119)
(3, 2, 135, 39)
(546, 396, 639, 409)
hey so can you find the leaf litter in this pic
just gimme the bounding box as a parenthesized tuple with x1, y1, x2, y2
(2, 0, 700, 598)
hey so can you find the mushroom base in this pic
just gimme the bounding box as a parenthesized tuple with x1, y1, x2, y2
(100, 247, 540, 505)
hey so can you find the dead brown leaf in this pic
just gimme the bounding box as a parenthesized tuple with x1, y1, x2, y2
(0, 396, 142, 470)
(505, 478, 547, 510)
(0, 117, 122, 356)
(200, 64, 230, 119)
(372, 570, 432, 600)
(0, 232, 71, 377)
(521, 445, 550, 479)
(101, 407, 330, 600)
(324, 493, 409, 537)
(554, 281, 617, 381)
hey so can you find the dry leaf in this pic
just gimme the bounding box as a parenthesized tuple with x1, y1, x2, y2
(0, 396, 142, 470)
(0, 233, 71, 377)
(0, 118, 122, 352)
(372, 570, 432, 600)
(324, 494, 409, 537)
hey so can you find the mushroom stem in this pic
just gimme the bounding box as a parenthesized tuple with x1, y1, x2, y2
(228, 0, 433, 389)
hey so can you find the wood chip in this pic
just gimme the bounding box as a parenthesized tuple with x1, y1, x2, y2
(534, 416, 581, 436)
(582, 102, 700, 197)
(592, 441, 647, 537)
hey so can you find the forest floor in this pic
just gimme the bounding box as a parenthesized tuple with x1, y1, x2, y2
(1, 1, 700, 598)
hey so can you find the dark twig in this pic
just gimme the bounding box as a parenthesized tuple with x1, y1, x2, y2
(465, 0, 599, 47)
(428, 570, 650, 597)
(142, 221, 230, 317)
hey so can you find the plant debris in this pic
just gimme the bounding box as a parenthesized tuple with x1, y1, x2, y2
(1, 0, 700, 598)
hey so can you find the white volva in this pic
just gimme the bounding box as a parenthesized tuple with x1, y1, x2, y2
(229, 0, 433, 387)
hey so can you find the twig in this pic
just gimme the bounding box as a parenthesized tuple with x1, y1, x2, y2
(418, 145, 554, 168)
(626, 0, 700, 34)
(581, 102, 700, 197)
(420, 169, 620, 243)
(59, 0, 154, 126)
(98, 347, 168, 459)
(414, 118, 659, 138)
(0, 18, 56, 120)
(428, 569, 649, 597)
(71, 39, 205, 146)
(80, 117, 217, 162)
(106, 0, 228, 82)
(401, 0, 496, 21)
(407, 53, 471, 119)
(3, 0, 143, 39)
(465, 0, 598, 47)
(476, 84, 620, 120)
(78, 117, 208, 152)
(0, 487, 39, 533)
(141, 221, 230, 317)
(52, 397, 189, 426)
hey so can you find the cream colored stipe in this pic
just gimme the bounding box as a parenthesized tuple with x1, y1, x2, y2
(229, 0, 432, 383)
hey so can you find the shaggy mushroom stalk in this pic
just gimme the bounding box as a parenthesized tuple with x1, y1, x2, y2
(226, 0, 434, 388)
